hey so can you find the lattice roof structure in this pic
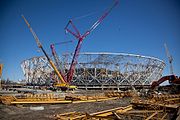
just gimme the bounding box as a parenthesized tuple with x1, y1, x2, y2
(21, 52, 165, 87)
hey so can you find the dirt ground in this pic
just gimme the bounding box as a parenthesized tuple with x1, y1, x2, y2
(0, 97, 131, 120)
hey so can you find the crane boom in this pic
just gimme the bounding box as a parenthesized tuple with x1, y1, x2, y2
(164, 43, 173, 75)
(50, 44, 66, 81)
(65, 0, 119, 83)
(22, 15, 66, 84)
(50, 40, 73, 82)
(0, 64, 3, 77)
(88, 0, 119, 34)
(50, 44, 61, 69)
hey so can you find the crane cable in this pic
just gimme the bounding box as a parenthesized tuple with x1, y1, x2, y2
(70, 0, 118, 22)
(71, 11, 101, 21)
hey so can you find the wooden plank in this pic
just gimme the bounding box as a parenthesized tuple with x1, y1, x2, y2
(11, 100, 72, 104)
(145, 112, 158, 120)
(91, 105, 132, 117)
(160, 113, 168, 120)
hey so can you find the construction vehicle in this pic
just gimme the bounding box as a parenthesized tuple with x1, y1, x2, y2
(21, 15, 76, 91)
(150, 74, 180, 95)
(149, 43, 180, 93)
(151, 75, 180, 89)
(65, 0, 119, 83)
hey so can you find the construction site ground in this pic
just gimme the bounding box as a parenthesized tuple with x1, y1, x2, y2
(0, 90, 131, 120)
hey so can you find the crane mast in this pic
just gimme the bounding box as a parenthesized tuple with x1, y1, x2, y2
(22, 15, 67, 85)
(65, 0, 119, 83)
(164, 43, 174, 75)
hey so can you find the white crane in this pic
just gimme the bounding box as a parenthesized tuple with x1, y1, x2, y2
(164, 43, 174, 75)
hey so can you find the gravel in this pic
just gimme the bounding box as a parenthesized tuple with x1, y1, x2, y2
(0, 97, 131, 120)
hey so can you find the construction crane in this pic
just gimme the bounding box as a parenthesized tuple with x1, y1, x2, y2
(22, 0, 118, 90)
(0, 64, 3, 78)
(50, 40, 72, 82)
(149, 44, 179, 94)
(0, 64, 3, 89)
(21, 15, 76, 91)
(65, 0, 119, 83)
(164, 43, 174, 75)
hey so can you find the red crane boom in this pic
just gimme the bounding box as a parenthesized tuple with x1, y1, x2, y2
(50, 40, 73, 82)
(65, 0, 119, 83)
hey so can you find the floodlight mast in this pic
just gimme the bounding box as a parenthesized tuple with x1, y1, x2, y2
(65, 0, 119, 83)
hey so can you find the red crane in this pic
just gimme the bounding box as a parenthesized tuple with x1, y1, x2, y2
(50, 40, 72, 82)
(65, 0, 119, 83)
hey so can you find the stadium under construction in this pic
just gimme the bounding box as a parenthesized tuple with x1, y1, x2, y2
(21, 52, 165, 90)
(1, 0, 180, 120)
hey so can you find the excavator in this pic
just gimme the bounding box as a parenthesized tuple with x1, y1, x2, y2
(150, 75, 180, 94)
(150, 43, 180, 93)
(151, 75, 180, 89)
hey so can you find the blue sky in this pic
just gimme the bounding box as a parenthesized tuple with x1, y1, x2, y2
(0, 0, 180, 81)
